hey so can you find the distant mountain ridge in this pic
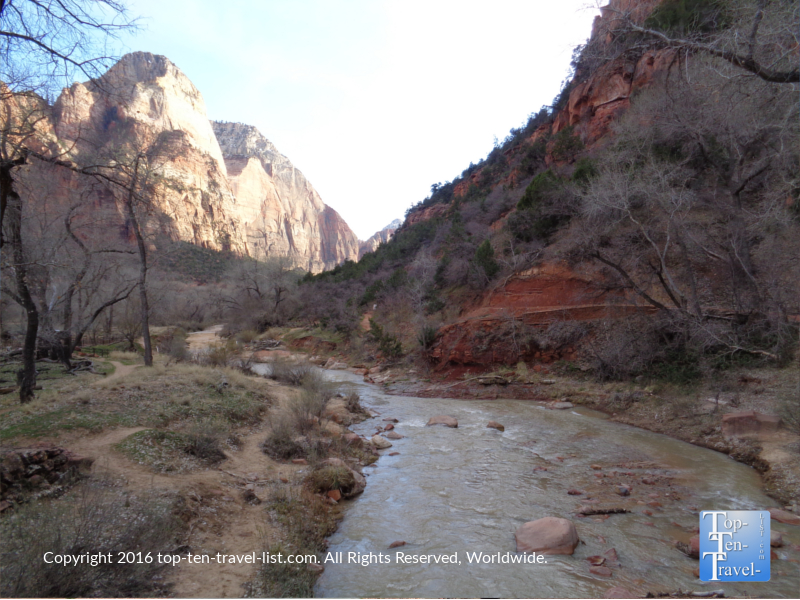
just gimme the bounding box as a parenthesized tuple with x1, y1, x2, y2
(359, 218, 401, 259)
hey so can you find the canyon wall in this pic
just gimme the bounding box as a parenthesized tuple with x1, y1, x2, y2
(24, 52, 359, 272)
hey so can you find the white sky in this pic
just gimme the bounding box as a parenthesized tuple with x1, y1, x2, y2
(121, 1, 601, 239)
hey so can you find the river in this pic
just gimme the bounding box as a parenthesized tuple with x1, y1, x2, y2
(310, 371, 798, 598)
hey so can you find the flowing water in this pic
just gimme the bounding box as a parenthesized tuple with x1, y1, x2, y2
(304, 372, 799, 598)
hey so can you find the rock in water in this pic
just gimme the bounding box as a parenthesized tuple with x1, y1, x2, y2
(426, 415, 458, 428)
(514, 517, 580, 555)
(487, 421, 505, 431)
(371, 435, 393, 449)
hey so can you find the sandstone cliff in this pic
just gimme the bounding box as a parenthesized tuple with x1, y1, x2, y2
(212, 121, 359, 272)
(359, 219, 401, 259)
(22, 52, 359, 272)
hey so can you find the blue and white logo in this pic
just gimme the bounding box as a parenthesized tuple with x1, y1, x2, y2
(699, 511, 770, 582)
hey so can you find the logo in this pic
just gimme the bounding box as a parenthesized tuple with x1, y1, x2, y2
(699, 511, 770, 582)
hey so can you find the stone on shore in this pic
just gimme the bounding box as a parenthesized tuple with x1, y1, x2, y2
(371, 435, 393, 449)
(769, 508, 800, 526)
(721, 411, 781, 436)
(487, 421, 505, 431)
(550, 401, 574, 410)
(514, 517, 579, 555)
(427, 415, 458, 428)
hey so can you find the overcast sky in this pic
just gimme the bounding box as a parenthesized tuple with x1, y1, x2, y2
(121, 1, 600, 239)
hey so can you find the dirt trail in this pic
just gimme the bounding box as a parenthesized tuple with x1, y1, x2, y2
(187, 324, 225, 351)
(61, 336, 301, 598)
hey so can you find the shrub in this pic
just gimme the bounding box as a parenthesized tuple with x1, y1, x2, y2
(290, 372, 335, 434)
(268, 359, 316, 386)
(235, 329, 258, 344)
(417, 325, 438, 350)
(184, 421, 227, 464)
(368, 318, 403, 358)
(517, 170, 559, 211)
(305, 465, 356, 494)
(344, 392, 368, 416)
(572, 157, 598, 185)
(550, 125, 584, 162)
(475, 239, 500, 279)
(778, 392, 800, 435)
(0, 481, 180, 598)
(261, 415, 306, 460)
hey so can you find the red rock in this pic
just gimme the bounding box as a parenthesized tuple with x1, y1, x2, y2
(641, 478, 656, 485)
(388, 540, 406, 549)
(291, 458, 308, 465)
(426, 415, 458, 428)
(590, 566, 613, 577)
(721, 411, 781, 436)
(487, 421, 505, 431)
(385, 432, 403, 440)
(568, 490, 583, 496)
(647, 501, 662, 508)
(384, 423, 395, 431)
(769, 508, 800, 526)
(327, 489, 341, 501)
(533, 466, 548, 472)
(591, 464, 603, 470)
(515, 517, 580, 555)
(771, 531, 783, 547)
(771, 550, 778, 559)
(388, 452, 400, 456)
(343, 433, 363, 448)
(643, 510, 653, 516)
(382, 417, 398, 422)
(689, 535, 700, 558)
(604, 587, 636, 598)
(587, 555, 606, 566)
(279, 477, 289, 483)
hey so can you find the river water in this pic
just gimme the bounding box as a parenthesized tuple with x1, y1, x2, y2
(307, 371, 799, 598)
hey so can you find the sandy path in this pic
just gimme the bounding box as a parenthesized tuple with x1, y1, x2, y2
(187, 324, 226, 352)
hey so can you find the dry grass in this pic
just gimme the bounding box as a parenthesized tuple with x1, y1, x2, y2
(0, 363, 271, 445)
(0, 478, 182, 597)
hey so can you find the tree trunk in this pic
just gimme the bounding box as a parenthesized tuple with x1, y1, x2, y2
(6, 187, 38, 402)
(123, 156, 152, 366)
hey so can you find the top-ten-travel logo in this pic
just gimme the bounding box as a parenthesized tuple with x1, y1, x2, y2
(699, 510, 770, 582)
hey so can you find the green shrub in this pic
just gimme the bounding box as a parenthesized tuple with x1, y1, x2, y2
(475, 239, 500, 279)
(550, 126, 584, 162)
(518, 170, 559, 211)
(184, 421, 227, 464)
(418, 325, 438, 350)
(572, 157, 598, 184)
(368, 319, 403, 358)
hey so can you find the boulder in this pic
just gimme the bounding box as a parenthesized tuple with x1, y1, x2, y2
(371, 435, 393, 449)
(769, 508, 800, 526)
(385, 432, 404, 440)
(326, 489, 341, 502)
(487, 421, 505, 432)
(514, 517, 580, 555)
(550, 401, 574, 410)
(721, 411, 781, 436)
(427, 415, 458, 428)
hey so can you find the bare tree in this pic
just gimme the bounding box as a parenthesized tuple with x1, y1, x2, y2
(588, 0, 799, 83)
